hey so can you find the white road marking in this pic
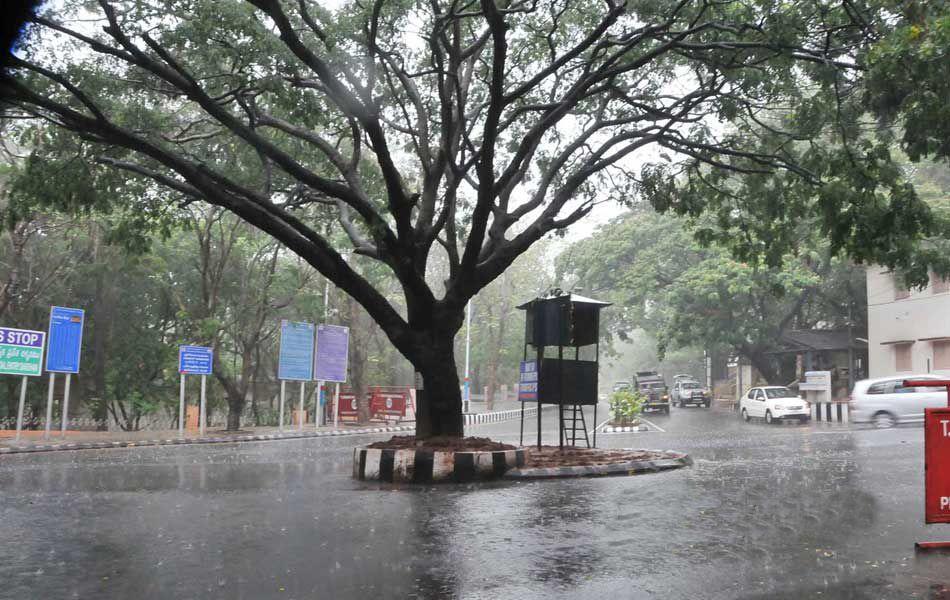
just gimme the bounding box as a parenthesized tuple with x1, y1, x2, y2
(638, 417, 666, 433)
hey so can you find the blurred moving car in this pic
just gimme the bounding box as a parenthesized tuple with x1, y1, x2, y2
(635, 371, 670, 414)
(849, 374, 948, 428)
(740, 386, 810, 424)
(612, 380, 632, 392)
(672, 380, 711, 408)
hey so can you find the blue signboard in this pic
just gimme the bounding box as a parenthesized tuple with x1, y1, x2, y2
(518, 360, 538, 401)
(179, 345, 213, 375)
(314, 325, 349, 383)
(46, 306, 85, 373)
(278, 320, 315, 381)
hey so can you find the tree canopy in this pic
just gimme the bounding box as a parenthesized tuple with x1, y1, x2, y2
(559, 210, 866, 381)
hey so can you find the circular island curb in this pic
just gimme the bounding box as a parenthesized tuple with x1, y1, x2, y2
(504, 452, 691, 480)
(353, 447, 526, 483)
(353, 447, 692, 483)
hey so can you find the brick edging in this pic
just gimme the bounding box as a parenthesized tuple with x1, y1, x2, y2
(0, 425, 416, 456)
(503, 453, 691, 479)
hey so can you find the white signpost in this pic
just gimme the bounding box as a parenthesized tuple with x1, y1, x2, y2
(0, 327, 46, 442)
(315, 325, 349, 429)
(45, 306, 84, 439)
(277, 321, 315, 432)
(178, 346, 213, 436)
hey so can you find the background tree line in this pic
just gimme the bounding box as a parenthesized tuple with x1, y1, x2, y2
(0, 145, 552, 428)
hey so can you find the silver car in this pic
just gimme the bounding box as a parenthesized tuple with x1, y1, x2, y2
(849, 374, 948, 428)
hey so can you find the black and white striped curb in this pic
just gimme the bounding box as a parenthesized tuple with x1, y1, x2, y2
(463, 405, 552, 426)
(0, 425, 415, 455)
(504, 453, 691, 479)
(354, 447, 526, 483)
(599, 424, 651, 433)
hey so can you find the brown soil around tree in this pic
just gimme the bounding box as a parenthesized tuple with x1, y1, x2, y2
(366, 435, 517, 452)
(522, 446, 670, 469)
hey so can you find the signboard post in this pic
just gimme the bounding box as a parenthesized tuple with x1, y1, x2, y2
(179, 345, 213, 436)
(904, 379, 950, 550)
(315, 325, 349, 430)
(0, 327, 46, 441)
(277, 321, 315, 431)
(45, 306, 84, 439)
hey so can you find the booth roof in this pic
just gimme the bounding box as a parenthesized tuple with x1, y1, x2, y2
(516, 293, 612, 310)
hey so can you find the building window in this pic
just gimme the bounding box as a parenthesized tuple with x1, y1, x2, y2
(894, 275, 910, 300)
(935, 341, 950, 371)
(933, 272, 950, 295)
(895, 343, 912, 372)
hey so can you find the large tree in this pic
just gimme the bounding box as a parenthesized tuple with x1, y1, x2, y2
(1, 0, 939, 437)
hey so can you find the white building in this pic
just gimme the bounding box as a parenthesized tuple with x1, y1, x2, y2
(867, 267, 950, 377)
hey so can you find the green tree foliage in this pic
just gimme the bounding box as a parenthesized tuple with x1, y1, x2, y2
(559, 210, 866, 381)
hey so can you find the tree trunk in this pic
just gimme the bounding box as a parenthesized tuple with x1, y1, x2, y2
(414, 336, 464, 438)
(745, 349, 780, 385)
(227, 408, 241, 431)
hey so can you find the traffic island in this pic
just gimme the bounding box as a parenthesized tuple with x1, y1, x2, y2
(505, 447, 690, 479)
(353, 436, 525, 483)
(352, 436, 690, 483)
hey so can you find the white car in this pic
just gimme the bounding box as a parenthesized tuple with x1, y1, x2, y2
(740, 386, 810, 424)
(849, 374, 948, 428)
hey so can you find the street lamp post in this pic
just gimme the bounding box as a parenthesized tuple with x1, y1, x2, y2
(463, 300, 471, 413)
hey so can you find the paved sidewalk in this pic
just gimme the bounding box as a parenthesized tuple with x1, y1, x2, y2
(0, 423, 415, 455)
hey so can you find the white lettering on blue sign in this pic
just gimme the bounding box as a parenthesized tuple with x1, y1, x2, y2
(178, 345, 213, 375)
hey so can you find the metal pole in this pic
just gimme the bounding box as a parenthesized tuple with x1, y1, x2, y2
(199, 374, 207, 436)
(298, 381, 305, 430)
(464, 300, 472, 413)
(15, 376, 27, 442)
(179, 373, 186, 437)
(279, 379, 286, 432)
(536, 345, 543, 448)
(558, 344, 564, 449)
(60, 373, 72, 436)
(314, 380, 322, 429)
(44, 372, 55, 440)
(333, 382, 340, 429)
(847, 302, 855, 392)
(593, 404, 598, 448)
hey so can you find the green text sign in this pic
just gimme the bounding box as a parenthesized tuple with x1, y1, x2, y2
(0, 327, 46, 377)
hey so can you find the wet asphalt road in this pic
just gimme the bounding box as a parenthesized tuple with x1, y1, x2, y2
(1, 406, 949, 599)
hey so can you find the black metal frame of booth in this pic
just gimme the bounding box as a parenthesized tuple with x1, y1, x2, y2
(516, 291, 610, 449)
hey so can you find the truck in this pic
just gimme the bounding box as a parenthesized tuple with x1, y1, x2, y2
(634, 371, 670, 414)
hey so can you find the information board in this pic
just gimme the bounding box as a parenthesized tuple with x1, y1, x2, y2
(337, 389, 359, 420)
(0, 327, 46, 377)
(179, 345, 213, 375)
(925, 407, 950, 524)
(314, 325, 349, 383)
(518, 360, 538, 401)
(46, 306, 84, 373)
(370, 387, 409, 418)
(278, 320, 315, 381)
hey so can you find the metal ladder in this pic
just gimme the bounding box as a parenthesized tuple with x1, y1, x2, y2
(559, 404, 590, 448)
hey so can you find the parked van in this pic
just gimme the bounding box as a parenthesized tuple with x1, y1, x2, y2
(849, 374, 948, 428)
